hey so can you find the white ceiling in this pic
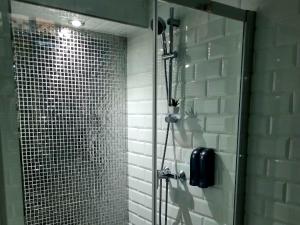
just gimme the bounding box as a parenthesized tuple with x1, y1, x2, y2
(11, 0, 146, 37)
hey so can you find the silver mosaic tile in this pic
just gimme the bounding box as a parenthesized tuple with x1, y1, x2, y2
(12, 19, 128, 225)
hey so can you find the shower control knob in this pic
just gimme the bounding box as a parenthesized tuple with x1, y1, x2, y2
(178, 170, 186, 181)
(157, 168, 186, 181)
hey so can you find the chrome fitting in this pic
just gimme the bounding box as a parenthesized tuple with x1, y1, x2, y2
(165, 113, 179, 123)
(162, 51, 178, 60)
(157, 167, 186, 181)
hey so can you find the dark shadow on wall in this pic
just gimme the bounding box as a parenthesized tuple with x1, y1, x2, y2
(203, 158, 234, 225)
(169, 180, 194, 225)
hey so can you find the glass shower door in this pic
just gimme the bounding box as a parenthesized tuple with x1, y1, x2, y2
(150, 1, 253, 225)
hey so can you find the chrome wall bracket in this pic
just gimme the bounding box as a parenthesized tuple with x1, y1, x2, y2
(165, 113, 179, 123)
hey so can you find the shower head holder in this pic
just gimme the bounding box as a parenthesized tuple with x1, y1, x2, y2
(165, 113, 179, 123)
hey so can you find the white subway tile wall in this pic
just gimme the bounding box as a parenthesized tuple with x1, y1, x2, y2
(244, 0, 300, 224)
(126, 3, 243, 224)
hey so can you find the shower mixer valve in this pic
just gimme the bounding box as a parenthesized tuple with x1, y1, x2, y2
(157, 167, 186, 181)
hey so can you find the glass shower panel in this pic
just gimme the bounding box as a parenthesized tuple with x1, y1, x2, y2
(9, 1, 149, 224)
(152, 1, 244, 225)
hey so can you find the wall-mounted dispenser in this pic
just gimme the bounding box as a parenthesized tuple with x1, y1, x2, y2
(190, 147, 215, 188)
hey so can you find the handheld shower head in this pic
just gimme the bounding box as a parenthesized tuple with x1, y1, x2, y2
(150, 17, 167, 35)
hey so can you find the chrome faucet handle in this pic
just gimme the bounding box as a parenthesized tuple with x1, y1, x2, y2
(157, 168, 186, 181)
(178, 170, 186, 181)
(163, 167, 171, 174)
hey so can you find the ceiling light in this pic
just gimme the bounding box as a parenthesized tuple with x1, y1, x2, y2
(71, 19, 83, 27)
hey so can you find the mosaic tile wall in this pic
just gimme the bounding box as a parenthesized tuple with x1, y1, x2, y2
(12, 19, 128, 225)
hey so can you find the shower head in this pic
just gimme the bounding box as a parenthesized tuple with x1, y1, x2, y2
(150, 17, 166, 35)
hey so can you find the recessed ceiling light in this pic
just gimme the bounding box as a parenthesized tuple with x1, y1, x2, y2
(71, 19, 83, 27)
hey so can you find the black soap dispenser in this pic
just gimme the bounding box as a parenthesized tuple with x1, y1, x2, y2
(190, 147, 215, 188)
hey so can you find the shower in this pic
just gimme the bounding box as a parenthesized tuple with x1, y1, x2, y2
(152, 7, 185, 225)
(0, 0, 256, 224)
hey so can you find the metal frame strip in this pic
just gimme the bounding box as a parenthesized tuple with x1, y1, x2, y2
(152, 0, 158, 224)
(234, 10, 256, 225)
(161, 0, 246, 21)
